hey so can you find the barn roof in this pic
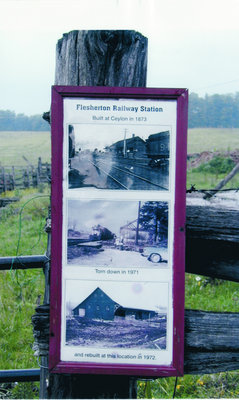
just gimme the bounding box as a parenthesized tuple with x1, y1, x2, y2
(72, 287, 119, 312)
(73, 287, 167, 314)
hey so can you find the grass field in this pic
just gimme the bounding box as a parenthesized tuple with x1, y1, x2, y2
(187, 128, 239, 190)
(0, 128, 239, 166)
(187, 128, 239, 154)
(0, 131, 50, 166)
(187, 169, 239, 190)
(0, 129, 239, 398)
(0, 188, 49, 399)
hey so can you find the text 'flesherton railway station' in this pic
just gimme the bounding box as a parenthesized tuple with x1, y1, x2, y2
(76, 104, 163, 113)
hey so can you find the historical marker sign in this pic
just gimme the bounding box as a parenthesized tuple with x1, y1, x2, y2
(49, 86, 188, 376)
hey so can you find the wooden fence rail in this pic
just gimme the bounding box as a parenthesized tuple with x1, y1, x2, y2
(0, 157, 51, 194)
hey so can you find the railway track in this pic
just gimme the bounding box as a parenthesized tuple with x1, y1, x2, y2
(111, 157, 168, 171)
(90, 161, 129, 190)
(89, 159, 168, 190)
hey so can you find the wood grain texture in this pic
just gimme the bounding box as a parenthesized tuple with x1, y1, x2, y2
(185, 237, 239, 281)
(185, 195, 239, 281)
(55, 30, 148, 87)
(186, 204, 239, 242)
(184, 309, 239, 374)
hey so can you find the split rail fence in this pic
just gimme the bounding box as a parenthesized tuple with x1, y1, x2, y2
(0, 157, 51, 194)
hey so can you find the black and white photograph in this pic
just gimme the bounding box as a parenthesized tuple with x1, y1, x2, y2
(65, 281, 168, 350)
(68, 124, 170, 191)
(67, 199, 169, 268)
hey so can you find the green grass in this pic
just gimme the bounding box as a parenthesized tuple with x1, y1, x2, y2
(0, 188, 50, 369)
(187, 128, 239, 154)
(185, 274, 239, 312)
(0, 188, 50, 256)
(187, 169, 239, 190)
(0, 187, 50, 398)
(138, 372, 239, 398)
(0, 131, 50, 166)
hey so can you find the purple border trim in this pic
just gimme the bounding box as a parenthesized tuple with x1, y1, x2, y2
(49, 86, 188, 377)
(49, 87, 64, 369)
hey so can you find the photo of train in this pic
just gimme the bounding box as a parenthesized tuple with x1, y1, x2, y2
(146, 131, 169, 167)
(68, 125, 170, 191)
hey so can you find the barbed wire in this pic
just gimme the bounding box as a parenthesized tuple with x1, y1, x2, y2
(186, 185, 238, 193)
(8, 194, 50, 292)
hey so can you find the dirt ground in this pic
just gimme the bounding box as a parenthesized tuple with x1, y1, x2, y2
(67, 246, 168, 268)
(66, 315, 167, 350)
(187, 150, 239, 169)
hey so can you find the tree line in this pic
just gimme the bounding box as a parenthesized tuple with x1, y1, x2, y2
(188, 92, 239, 128)
(0, 92, 239, 130)
(0, 110, 49, 131)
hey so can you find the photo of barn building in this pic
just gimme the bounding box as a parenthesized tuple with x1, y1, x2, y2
(72, 287, 158, 321)
(65, 282, 168, 350)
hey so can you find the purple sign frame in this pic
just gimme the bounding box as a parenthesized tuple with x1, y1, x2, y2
(49, 86, 188, 377)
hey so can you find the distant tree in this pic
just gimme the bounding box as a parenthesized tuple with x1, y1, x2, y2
(2, 92, 239, 131)
(139, 201, 168, 243)
(188, 92, 239, 128)
(188, 93, 205, 128)
(0, 110, 50, 131)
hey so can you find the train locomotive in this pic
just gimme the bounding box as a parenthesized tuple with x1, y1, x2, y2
(145, 130, 170, 167)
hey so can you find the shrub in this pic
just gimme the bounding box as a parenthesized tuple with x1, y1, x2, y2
(193, 156, 235, 175)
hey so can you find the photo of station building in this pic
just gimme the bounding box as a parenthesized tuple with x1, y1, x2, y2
(108, 135, 146, 158)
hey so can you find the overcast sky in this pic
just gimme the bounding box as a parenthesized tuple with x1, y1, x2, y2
(1, 0, 239, 115)
(73, 123, 170, 150)
(65, 279, 168, 311)
(68, 199, 140, 234)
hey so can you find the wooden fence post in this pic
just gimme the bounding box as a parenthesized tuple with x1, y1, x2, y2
(38, 157, 42, 182)
(45, 29, 147, 399)
(11, 166, 15, 190)
(27, 166, 30, 188)
(55, 30, 147, 87)
(2, 167, 6, 193)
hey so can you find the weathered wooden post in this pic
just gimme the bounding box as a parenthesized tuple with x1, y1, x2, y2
(38, 157, 42, 182)
(27, 166, 30, 188)
(2, 167, 6, 193)
(23, 169, 29, 188)
(35, 29, 148, 399)
(54, 30, 147, 87)
(11, 166, 15, 190)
